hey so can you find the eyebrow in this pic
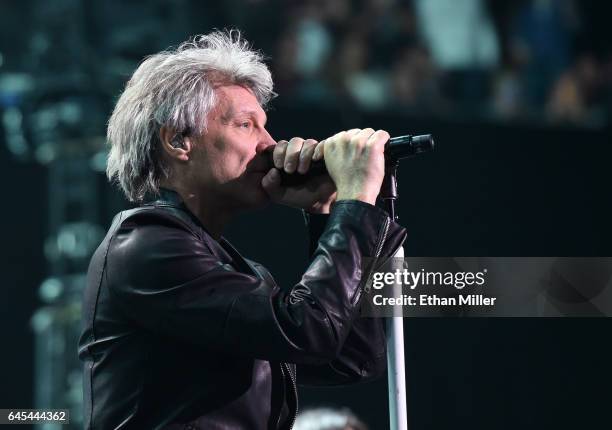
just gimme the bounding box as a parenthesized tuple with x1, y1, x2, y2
(234, 109, 267, 125)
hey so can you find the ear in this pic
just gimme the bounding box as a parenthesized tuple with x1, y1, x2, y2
(160, 126, 192, 162)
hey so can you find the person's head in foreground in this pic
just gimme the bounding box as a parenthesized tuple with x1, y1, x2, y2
(293, 408, 368, 430)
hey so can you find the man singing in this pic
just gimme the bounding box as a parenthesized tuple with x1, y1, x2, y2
(79, 30, 406, 429)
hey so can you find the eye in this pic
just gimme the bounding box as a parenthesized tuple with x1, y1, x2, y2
(240, 121, 252, 129)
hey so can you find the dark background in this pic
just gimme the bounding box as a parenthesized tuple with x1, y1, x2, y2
(1, 0, 612, 429)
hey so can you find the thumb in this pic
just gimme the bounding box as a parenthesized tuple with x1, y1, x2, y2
(262, 168, 284, 199)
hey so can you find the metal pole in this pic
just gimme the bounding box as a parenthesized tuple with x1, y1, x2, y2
(386, 246, 407, 430)
(381, 163, 408, 430)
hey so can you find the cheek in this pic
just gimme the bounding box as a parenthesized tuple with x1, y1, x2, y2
(224, 143, 256, 173)
(206, 154, 232, 183)
(206, 148, 252, 183)
(201, 133, 257, 182)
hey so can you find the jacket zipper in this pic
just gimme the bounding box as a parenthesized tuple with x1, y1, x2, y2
(362, 217, 391, 295)
(281, 363, 298, 429)
(374, 217, 391, 260)
(277, 364, 286, 429)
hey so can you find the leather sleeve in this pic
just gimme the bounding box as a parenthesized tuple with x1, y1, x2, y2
(106, 200, 405, 365)
(296, 208, 406, 385)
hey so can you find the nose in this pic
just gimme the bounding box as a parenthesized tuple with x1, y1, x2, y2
(255, 127, 276, 154)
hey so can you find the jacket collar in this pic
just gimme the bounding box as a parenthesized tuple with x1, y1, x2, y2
(146, 187, 207, 230)
(144, 188, 259, 277)
(148, 187, 188, 209)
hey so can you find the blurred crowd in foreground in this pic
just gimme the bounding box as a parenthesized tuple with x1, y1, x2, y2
(234, 0, 612, 127)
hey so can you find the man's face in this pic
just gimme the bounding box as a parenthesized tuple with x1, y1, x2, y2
(191, 85, 275, 210)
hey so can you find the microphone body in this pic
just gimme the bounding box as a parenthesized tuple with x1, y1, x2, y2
(277, 134, 434, 186)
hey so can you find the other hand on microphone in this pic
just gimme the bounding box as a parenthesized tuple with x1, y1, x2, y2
(261, 137, 336, 213)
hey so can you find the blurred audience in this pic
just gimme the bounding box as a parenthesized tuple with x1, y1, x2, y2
(264, 0, 610, 126)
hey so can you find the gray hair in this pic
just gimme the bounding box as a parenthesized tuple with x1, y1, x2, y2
(106, 29, 275, 202)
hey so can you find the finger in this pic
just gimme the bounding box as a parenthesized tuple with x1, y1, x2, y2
(345, 128, 361, 139)
(273, 140, 288, 169)
(350, 128, 376, 151)
(340, 129, 361, 148)
(313, 139, 326, 161)
(261, 168, 282, 198)
(328, 130, 351, 151)
(298, 139, 317, 174)
(284, 137, 304, 173)
(366, 129, 390, 149)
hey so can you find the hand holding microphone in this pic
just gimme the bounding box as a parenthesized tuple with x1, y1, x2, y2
(322, 128, 389, 205)
(276, 132, 434, 187)
(261, 128, 434, 211)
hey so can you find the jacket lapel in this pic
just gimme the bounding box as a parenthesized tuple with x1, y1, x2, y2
(219, 238, 261, 279)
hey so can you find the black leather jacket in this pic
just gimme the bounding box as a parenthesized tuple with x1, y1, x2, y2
(78, 189, 406, 429)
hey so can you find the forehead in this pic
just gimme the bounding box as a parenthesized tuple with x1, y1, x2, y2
(214, 85, 264, 119)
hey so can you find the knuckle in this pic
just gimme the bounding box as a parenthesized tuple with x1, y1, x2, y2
(375, 130, 390, 141)
(302, 147, 315, 159)
(346, 129, 360, 139)
(316, 140, 326, 156)
(370, 137, 384, 149)
(287, 141, 303, 155)
(274, 144, 287, 157)
(299, 146, 312, 159)
(350, 134, 365, 145)
(273, 145, 285, 157)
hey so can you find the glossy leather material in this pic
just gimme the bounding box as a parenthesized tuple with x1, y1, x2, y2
(79, 189, 407, 429)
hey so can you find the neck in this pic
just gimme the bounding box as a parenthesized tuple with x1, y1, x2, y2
(161, 182, 233, 241)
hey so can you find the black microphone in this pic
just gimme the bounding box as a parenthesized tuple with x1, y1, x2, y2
(276, 134, 434, 186)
